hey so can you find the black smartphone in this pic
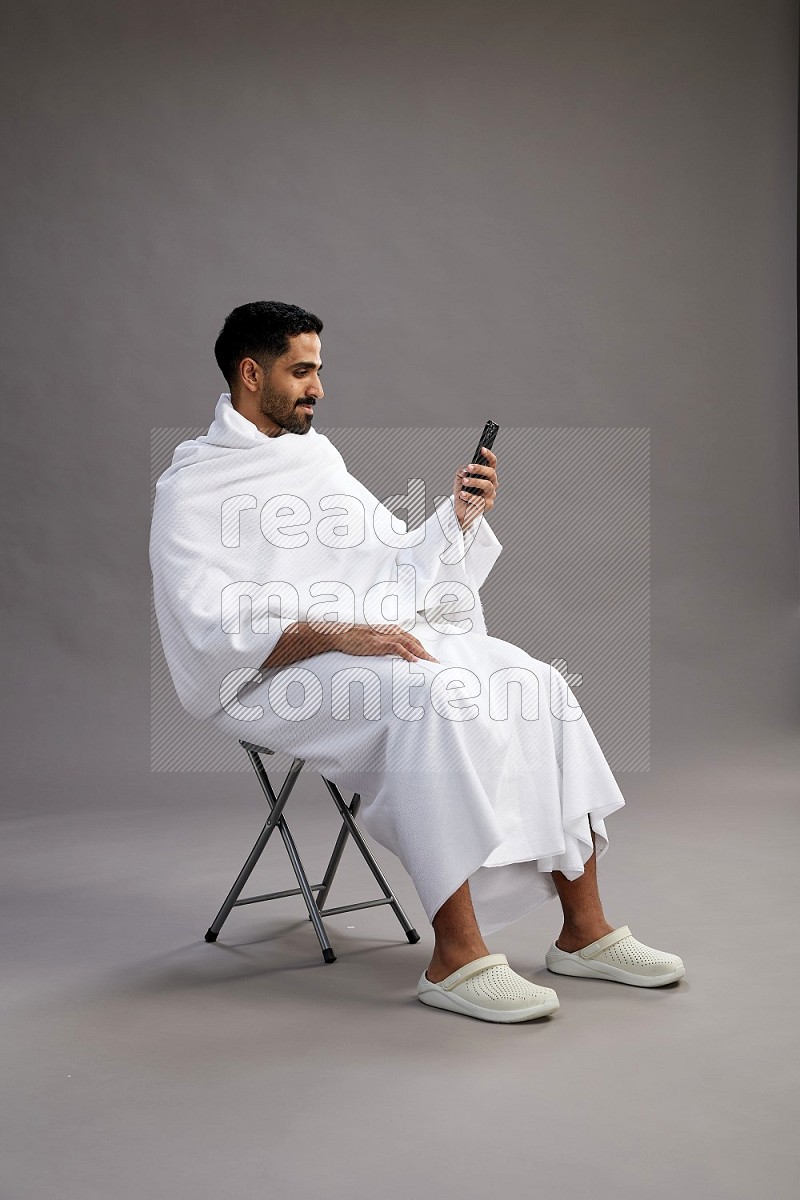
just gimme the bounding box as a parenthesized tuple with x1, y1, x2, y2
(462, 420, 500, 495)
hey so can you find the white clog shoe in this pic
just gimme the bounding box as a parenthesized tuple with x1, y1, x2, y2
(417, 952, 560, 1023)
(545, 925, 685, 987)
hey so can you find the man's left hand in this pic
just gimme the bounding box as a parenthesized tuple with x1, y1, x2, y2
(453, 445, 498, 531)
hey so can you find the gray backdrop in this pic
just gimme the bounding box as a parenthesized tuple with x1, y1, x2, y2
(2, 3, 798, 1199)
(2, 0, 797, 812)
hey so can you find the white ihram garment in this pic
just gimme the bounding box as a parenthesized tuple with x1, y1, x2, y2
(149, 394, 626, 935)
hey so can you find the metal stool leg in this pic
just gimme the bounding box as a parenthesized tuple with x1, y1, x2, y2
(313, 795, 359, 912)
(204, 754, 304, 943)
(320, 778, 420, 944)
(205, 744, 420, 962)
(243, 748, 337, 963)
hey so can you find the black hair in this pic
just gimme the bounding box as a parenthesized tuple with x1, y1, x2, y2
(213, 300, 323, 390)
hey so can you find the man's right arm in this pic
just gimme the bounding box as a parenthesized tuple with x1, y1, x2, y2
(260, 621, 439, 670)
(260, 621, 339, 670)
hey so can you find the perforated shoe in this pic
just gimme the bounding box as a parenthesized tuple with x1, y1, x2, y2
(417, 952, 560, 1022)
(545, 925, 685, 987)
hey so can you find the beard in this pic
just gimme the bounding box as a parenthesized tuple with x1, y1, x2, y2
(258, 379, 314, 435)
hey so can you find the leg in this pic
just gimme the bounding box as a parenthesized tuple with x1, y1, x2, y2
(425, 826, 613, 980)
(545, 828, 686, 986)
(425, 879, 491, 983)
(551, 828, 615, 952)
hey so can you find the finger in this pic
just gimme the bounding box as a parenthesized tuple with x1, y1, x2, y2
(378, 628, 415, 648)
(478, 446, 497, 463)
(391, 629, 439, 663)
(464, 464, 496, 484)
(388, 625, 418, 641)
(389, 641, 417, 661)
(406, 642, 439, 663)
(397, 631, 430, 655)
(460, 478, 490, 496)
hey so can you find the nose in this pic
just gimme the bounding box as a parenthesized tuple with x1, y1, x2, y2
(306, 376, 324, 400)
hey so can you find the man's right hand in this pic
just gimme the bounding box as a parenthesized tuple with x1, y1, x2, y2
(331, 622, 439, 664)
(261, 620, 439, 671)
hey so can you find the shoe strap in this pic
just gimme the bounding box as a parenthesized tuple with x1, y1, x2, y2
(440, 953, 509, 990)
(579, 925, 632, 959)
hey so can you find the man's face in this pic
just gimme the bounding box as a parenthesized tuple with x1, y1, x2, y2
(254, 331, 324, 436)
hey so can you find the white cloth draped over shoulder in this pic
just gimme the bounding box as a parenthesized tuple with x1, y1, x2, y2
(150, 393, 626, 935)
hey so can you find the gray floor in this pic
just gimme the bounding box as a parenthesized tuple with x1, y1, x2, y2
(3, 732, 798, 1200)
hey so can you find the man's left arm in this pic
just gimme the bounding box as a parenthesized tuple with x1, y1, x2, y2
(392, 445, 502, 624)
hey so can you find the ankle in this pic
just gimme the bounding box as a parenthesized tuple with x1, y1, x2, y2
(556, 917, 614, 951)
(560, 911, 612, 933)
(427, 939, 490, 981)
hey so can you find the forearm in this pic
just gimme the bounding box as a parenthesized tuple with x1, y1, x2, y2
(260, 620, 343, 670)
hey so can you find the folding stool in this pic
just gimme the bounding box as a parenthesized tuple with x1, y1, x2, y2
(204, 740, 421, 962)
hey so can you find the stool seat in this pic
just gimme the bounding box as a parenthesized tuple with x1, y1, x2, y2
(203, 740, 420, 963)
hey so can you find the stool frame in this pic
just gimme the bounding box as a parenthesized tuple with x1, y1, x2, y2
(204, 740, 421, 962)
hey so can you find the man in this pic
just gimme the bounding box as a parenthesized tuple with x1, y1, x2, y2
(149, 300, 685, 1024)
